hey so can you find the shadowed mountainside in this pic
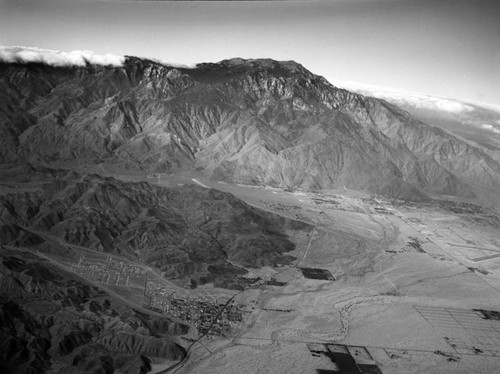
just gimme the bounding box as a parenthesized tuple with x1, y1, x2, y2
(2, 58, 500, 199)
(0, 166, 308, 289)
(0, 248, 189, 374)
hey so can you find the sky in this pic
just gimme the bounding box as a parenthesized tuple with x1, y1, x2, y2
(1, 0, 499, 106)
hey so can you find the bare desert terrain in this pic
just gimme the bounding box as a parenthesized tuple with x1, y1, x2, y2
(49, 166, 499, 374)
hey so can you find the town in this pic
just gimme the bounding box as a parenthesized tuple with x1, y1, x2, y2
(144, 281, 245, 336)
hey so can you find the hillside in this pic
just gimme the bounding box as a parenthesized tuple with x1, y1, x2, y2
(338, 82, 500, 160)
(0, 166, 308, 289)
(0, 247, 189, 374)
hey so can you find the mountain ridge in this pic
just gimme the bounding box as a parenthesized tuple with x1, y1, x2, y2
(1, 56, 500, 200)
(338, 82, 500, 159)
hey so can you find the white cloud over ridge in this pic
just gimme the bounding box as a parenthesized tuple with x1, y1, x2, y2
(149, 58, 197, 69)
(335, 81, 479, 114)
(0, 46, 125, 67)
(0, 46, 199, 70)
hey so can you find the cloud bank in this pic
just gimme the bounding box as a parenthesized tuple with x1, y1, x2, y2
(149, 57, 197, 69)
(481, 124, 500, 135)
(0, 46, 125, 67)
(336, 81, 475, 114)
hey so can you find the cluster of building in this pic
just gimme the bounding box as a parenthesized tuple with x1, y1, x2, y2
(71, 253, 146, 287)
(144, 281, 244, 335)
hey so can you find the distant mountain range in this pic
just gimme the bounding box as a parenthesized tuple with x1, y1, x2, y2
(2, 56, 500, 200)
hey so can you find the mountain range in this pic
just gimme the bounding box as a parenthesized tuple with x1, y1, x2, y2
(2, 51, 500, 374)
(1, 57, 500, 201)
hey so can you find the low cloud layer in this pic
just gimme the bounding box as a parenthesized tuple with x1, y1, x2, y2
(481, 124, 500, 135)
(336, 81, 475, 114)
(149, 58, 197, 69)
(0, 46, 125, 67)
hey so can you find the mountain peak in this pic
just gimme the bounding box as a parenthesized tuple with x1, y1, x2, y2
(195, 57, 311, 78)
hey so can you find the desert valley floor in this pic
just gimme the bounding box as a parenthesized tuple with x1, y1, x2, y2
(5, 163, 498, 374)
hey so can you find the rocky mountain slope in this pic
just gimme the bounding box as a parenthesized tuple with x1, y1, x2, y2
(0, 165, 307, 289)
(339, 82, 500, 159)
(2, 58, 500, 199)
(0, 247, 189, 374)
